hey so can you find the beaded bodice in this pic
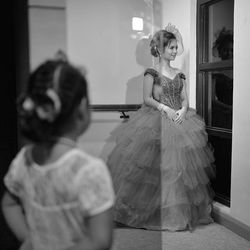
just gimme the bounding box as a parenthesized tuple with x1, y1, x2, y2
(144, 68, 185, 110)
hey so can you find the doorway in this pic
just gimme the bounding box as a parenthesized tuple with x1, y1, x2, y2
(197, 0, 234, 206)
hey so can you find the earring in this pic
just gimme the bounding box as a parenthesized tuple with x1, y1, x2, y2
(155, 46, 161, 57)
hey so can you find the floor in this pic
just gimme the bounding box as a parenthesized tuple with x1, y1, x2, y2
(111, 222, 250, 250)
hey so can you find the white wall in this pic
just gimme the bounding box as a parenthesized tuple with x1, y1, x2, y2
(28, 0, 66, 70)
(231, 0, 250, 226)
(66, 0, 159, 105)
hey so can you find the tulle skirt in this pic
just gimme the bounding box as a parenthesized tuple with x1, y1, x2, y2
(107, 104, 215, 231)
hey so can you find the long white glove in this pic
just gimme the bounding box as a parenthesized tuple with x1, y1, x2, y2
(157, 103, 177, 121)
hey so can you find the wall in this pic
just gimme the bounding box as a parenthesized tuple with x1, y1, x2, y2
(28, 0, 66, 70)
(66, 0, 162, 105)
(231, 0, 250, 226)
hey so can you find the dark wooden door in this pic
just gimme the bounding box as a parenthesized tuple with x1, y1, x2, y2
(0, 0, 29, 249)
(197, 0, 234, 206)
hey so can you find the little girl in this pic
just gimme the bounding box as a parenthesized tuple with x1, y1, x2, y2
(1, 59, 115, 250)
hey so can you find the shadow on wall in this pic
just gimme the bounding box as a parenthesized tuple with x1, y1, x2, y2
(125, 37, 153, 104)
(98, 37, 153, 162)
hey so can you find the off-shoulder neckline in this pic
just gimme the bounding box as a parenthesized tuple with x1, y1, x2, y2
(146, 68, 182, 81)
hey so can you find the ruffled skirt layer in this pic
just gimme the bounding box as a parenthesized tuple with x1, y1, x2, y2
(107, 105, 215, 231)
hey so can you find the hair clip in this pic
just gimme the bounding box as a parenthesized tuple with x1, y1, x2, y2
(34, 89, 61, 122)
(22, 97, 35, 112)
(54, 50, 68, 62)
(155, 46, 161, 57)
(46, 89, 61, 114)
(165, 23, 179, 35)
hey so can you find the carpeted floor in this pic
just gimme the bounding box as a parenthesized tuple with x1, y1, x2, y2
(111, 223, 250, 250)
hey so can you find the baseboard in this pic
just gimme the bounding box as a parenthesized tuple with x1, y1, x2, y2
(212, 202, 250, 242)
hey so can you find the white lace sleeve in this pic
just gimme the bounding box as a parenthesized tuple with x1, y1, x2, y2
(4, 147, 26, 197)
(75, 159, 115, 216)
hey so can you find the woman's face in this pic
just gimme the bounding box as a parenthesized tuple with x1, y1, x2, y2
(220, 41, 233, 60)
(163, 39, 178, 61)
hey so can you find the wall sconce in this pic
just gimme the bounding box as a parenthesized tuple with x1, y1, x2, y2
(132, 17, 143, 31)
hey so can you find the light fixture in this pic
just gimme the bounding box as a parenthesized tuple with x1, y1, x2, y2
(132, 17, 143, 31)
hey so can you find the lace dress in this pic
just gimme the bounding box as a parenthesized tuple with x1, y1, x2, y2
(107, 68, 215, 231)
(4, 146, 115, 250)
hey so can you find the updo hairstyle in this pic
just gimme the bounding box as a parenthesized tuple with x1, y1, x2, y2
(17, 59, 89, 143)
(150, 30, 177, 57)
